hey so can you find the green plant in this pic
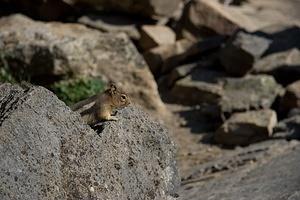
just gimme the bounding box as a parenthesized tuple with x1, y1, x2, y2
(51, 77, 105, 105)
(0, 52, 16, 83)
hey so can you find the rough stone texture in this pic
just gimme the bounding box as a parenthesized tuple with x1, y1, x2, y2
(0, 83, 179, 200)
(170, 68, 225, 105)
(78, 14, 142, 40)
(220, 75, 283, 113)
(177, 0, 300, 40)
(280, 80, 300, 114)
(215, 109, 277, 146)
(0, 14, 165, 113)
(68, 0, 182, 19)
(179, 140, 300, 200)
(167, 63, 198, 87)
(139, 25, 176, 51)
(220, 30, 271, 76)
(144, 36, 225, 76)
(253, 48, 300, 85)
(143, 39, 193, 75)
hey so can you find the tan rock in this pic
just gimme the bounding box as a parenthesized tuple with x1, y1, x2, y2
(215, 109, 277, 146)
(139, 25, 176, 51)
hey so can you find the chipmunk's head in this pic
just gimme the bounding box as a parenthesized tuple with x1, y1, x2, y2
(107, 83, 130, 108)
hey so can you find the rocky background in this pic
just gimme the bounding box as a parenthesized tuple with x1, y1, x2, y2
(0, 0, 300, 199)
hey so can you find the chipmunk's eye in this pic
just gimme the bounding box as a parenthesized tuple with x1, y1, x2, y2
(121, 95, 126, 101)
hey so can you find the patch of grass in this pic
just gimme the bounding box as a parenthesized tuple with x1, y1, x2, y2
(0, 52, 16, 83)
(51, 77, 105, 105)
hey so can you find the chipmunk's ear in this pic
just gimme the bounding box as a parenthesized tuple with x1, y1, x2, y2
(108, 83, 117, 95)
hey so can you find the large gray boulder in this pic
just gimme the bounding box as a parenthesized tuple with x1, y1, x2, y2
(220, 75, 283, 113)
(0, 83, 179, 200)
(0, 14, 166, 113)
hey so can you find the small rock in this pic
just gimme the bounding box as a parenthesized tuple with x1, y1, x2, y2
(170, 68, 225, 105)
(220, 75, 283, 113)
(253, 48, 300, 85)
(280, 80, 300, 114)
(220, 30, 272, 76)
(215, 109, 277, 146)
(139, 25, 176, 51)
(143, 39, 193, 75)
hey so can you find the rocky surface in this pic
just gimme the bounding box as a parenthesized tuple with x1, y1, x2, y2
(177, 0, 300, 40)
(220, 30, 272, 76)
(139, 25, 176, 51)
(179, 140, 300, 200)
(0, 14, 165, 113)
(70, 0, 182, 19)
(0, 83, 179, 200)
(215, 109, 277, 146)
(220, 75, 283, 113)
(253, 48, 300, 85)
(170, 68, 225, 105)
(280, 80, 300, 114)
(78, 14, 142, 41)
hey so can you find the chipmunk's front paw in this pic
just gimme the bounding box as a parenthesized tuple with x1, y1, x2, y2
(108, 116, 118, 121)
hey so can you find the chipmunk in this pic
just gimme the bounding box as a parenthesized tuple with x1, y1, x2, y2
(71, 83, 130, 125)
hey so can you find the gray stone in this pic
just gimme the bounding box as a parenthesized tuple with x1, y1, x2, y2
(78, 14, 142, 40)
(253, 48, 300, 85)
(170, 68, 225, 105)
(220, 30, 272, 76)
(0, 14, 165, 113)
(0, 83, 179, 200)
(215, 109, 277, 146)
(220, 75, 283, 113)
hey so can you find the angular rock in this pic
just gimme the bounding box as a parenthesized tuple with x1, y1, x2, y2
(220, 30, 272, 76)
(139, 25, 176, 51)
(177, 0, 300, 40)
(78, 14, 142, 40)
(280, 80, 300, 114)
(144, 36, 225, 75)
(0, 14, 165, 113)
(253, 48, 300, 85)
(167, 63, 198, 87)
(143, 39, 193, 75)
(215, 109, 277, 146)
(170, 68, 225, 105)
(0, 83, 179, 200)
(220, 75, 283, 113)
